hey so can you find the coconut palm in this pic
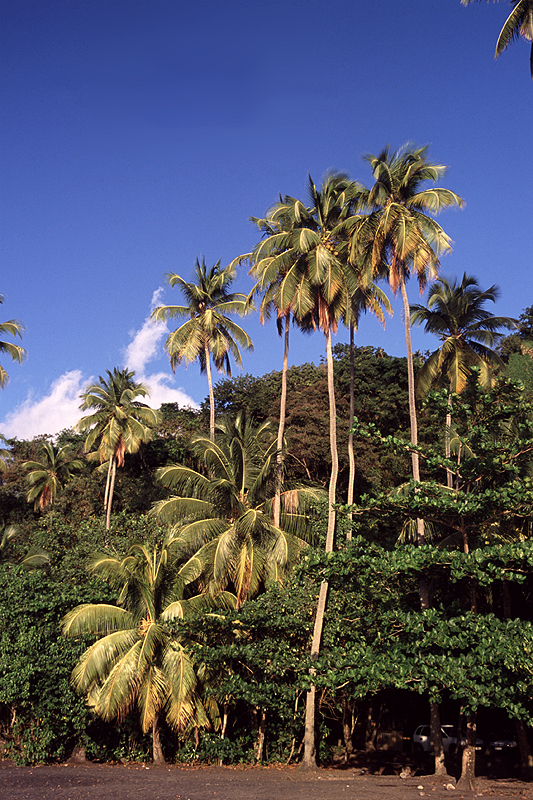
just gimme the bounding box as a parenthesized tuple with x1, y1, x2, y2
(230, 195, 319, 528)
(461, 0, 533, 78)
(253, 173, 365, 769)
(151, 258, 253, 442)
(0, 295, 25, 389)
(411, 274, 517, 488)
(411, 273, 517, 395)
(62, 535, 230, 764)
(354, 145, 464, 546)
(77, 368, 161, 531)
(152, 410, 322, 609)
(22, 441, 84, 511)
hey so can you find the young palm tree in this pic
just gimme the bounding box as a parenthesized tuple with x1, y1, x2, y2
(355, 145, 464, 546)
(411, 273, 517, 394)
(461, 0, 533, 78)
(62, 535, 228, 764)
(152, 411, 322, 609)
(0, 295, 25, 389)
(0, 524, 49, 568)
(151, 258, 253, 442)
(22, 441, 84, 511)
(411, 273, 517, 487)
(77, 368, 161, 531)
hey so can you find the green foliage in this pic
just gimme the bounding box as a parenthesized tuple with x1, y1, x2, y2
(152, 411, 323, 606)
(0, 564, 112, 764)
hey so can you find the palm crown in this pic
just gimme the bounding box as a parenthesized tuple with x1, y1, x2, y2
(461, 0, 533, 78)
(0, 295, 25, 389)
(77, 368, 160, 530)
(22, 441, 84, 511)
(410, 273, 517, 396)
(151, 258, 253, 441)
(62, 535, 226, 763)
(152, 411, 323, 608)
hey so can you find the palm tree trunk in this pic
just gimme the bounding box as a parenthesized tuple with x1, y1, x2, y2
(347, 323, 355, 540)
(301, 326, 338, 769)
(399, 276, 422, 496)
(273, 314, 290, 529)
(445, 386, 453, 489)
(152, 712, 165, 765)
(105, 456, 116, 534)
(104, 457, 113, 512)
(400, 273, 429, 609)
(254, 709, 267, 762)
(205, 340, 215, 442)
(325, 326, 338, 552)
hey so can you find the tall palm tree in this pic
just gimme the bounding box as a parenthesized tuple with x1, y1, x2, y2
(77, 368, 161, 531)
(152, 411, 322, 609)
(261, 173, 365, 769)
(0, 295, 25, 389)
(411, 273, 517, 487)
(151, 258, 253, 442)
(230, 195, 316, 528)
(22, 441, 84, 511)
(355, 145, 464, 547)
(461, 0, 533, 78)
(62, 535, 227, 764)
(354, 146, 463, 778)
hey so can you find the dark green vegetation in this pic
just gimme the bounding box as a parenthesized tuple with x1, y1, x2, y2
(1, 341, 533, 779)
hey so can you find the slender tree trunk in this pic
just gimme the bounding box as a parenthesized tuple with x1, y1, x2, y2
(430, 702, 448, 776)
(347, 323, 355, 540)
(104, 457, 113, 513)
(301, 327, 339, 770)
(341, 692, 355, 761)
(152, 713, 165, 765)
(445, 387, 453, 489)
(105, 456, 116, 535)
(457, 712, 477, 792)
(255, 709, 267, 762)
(273, 314, 290, 529)
(364, 696, 380, 752)
(399, 273, 429, 610)
(205, 340, 215, 442)
(515, 718, 533, 781)
(218, 700, 229, 766)
(399, 273, 424, 544)
(325, 327, 339, 552)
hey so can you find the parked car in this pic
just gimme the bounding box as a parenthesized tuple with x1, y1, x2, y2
(489, 737, 517, 753)
(412, 724, 483, 754)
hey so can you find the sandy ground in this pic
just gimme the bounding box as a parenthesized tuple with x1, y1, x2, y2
(2, 762, 533, 800)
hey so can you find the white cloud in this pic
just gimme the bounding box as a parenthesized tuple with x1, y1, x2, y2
(0, 290, 199, 440)
(123, 288, 168, 375)
(124, 290, 200, 411)
(0, 370, 88, 440)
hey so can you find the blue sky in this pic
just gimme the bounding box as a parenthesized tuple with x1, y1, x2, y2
(1, 0, 532, 439)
